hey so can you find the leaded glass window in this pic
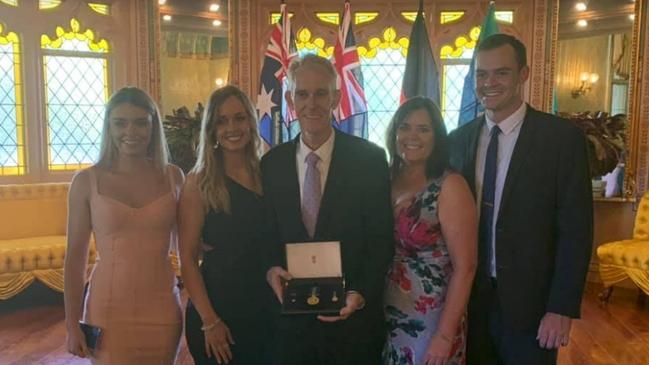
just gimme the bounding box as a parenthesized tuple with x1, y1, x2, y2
(39, 0, 62, 10)
(440, 27, 479, 131)
(294, 27, 407, 150)
(358, 27, 408, 149)
(0, 24, 25, 175)
(41, 19, 109, 171)
(88, 3, 110, 15)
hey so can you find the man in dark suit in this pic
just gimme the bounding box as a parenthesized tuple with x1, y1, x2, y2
(449, 34, 593, 365)
(262, 54, 394, 365)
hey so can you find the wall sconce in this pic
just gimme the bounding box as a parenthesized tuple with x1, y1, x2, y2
(572, 72, 599, 98)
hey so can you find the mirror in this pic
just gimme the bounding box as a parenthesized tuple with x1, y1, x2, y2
(553, 0, 639, 198)
(158, 0, 229, 115)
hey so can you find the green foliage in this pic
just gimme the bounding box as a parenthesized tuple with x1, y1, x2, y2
(163, 104, 203, 173)
(559, 111, 626, 178)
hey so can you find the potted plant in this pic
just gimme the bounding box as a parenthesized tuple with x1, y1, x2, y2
(559, 111, 626, 196)
(163, 103, 204, 173)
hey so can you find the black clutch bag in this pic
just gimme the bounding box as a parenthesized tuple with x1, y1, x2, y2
(79, 322, 103, 350)
(282, 241, 345, 315)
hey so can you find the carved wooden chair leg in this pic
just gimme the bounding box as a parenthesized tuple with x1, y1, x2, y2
(598, 286, 614, 304)
(638, 289, 647, 307)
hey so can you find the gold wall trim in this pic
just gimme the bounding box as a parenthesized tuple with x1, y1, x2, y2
(528, 0, 549, 109)
(135, 0, 160, 101)
(544, 0, 559, 112)
(629, 0, 648, 196)
(231, 0, 253, 97)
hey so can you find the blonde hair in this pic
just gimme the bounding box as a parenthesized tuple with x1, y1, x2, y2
(191, 85, 262, 213)
(96, 87, 169, 173)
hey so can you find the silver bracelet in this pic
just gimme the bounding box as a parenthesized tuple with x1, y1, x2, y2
(200, 318, 222, 331)
(346, 290, 366, 310)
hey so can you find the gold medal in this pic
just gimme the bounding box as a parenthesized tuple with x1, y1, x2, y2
(307, 287, 320, 305)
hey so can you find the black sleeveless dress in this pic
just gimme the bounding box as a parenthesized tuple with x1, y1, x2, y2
(185, 178, 273, 365)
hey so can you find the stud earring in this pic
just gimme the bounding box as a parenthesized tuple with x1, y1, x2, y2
(213, 140, 220, 149)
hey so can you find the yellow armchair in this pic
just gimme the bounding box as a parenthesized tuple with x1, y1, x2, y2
(0, 183, 96, 299)
(596, 191, 649, 301)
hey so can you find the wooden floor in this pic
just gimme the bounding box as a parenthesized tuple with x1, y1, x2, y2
(0, 282, 647, 365)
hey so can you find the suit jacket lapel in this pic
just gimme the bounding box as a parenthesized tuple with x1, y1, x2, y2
(466, 117, 484, 195)
(285, 135, 309, 239)
(314, 130, 345, 238)
(498, 105, 539, 219)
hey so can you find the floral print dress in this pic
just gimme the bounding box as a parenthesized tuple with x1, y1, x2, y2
(383, 171, 466, 365)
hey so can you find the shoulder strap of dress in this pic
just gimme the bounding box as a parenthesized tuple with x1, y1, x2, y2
(87, 167, 98, 195)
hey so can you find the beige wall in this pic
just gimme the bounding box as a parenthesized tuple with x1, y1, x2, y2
(556, 35, 610, 113)
(159, 56, 229, 115)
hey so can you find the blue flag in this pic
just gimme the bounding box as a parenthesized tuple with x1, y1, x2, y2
(458, 2, 499, 126)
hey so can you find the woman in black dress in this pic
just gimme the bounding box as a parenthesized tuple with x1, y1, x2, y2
(178, 85, 272, 365)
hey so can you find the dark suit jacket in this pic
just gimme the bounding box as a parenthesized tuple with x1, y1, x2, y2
(260, 129, 394, 341)
(449, 105, 593, 331)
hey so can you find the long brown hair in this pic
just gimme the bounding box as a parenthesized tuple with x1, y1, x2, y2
(191, 85, 261, 213)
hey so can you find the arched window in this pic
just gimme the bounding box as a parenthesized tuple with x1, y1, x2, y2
(293, 26, 407, 150)
(0, 0, 116, 182)
(0, 23, 24, 175)
(41, 18, 109, 171)
(358, 27, 407, 149)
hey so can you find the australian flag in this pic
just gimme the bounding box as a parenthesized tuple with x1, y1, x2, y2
(332, 1, 368, 138)
(257, 3, 296, 148)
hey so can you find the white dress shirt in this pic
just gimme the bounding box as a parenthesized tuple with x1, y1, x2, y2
(296, 128, 335, 201)
(475, 102, 527, 278)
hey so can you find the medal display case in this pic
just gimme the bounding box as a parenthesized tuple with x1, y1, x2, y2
(282, 241, 345, 314)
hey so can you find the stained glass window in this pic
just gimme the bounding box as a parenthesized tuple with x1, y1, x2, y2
(355, 12, 378, 25)
(495, 11, 514, 24)
(0, 0, 18, 7)
(358, 27, 408, 149)
(315, 12, 340, 26)
(292, 27, 408, 149)
(401, 12, 419, 23)
(296, 28, 332, 58)
(440, 27, 479, 131)
(0, 24, 25, 175)
(270, 12, 294, 25)
(88, 3, 110, 15)
(440, 11, 465, 24)
(39, 0, 62, 10)
(41, 19, 109, 171)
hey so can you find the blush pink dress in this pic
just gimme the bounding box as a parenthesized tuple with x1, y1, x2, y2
(82, 167, 182, 364)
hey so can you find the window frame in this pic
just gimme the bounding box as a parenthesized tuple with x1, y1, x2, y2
(0, 1, 122, 184)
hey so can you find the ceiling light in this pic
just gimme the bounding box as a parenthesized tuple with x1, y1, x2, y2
(158, 0, 166, 5)
(577, 19, 588, 27)
(575, 2, 587, 11)
(215, 78, 224, 86)
(209, 3, 220, 12)
(629, 14, 635, 21)
(212, 19, 222, 26)
(162, 14, 172, 21)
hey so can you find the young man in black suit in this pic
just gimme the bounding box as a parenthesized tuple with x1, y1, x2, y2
(262, 54, 394, 365)
(449, 34, 593, 365)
